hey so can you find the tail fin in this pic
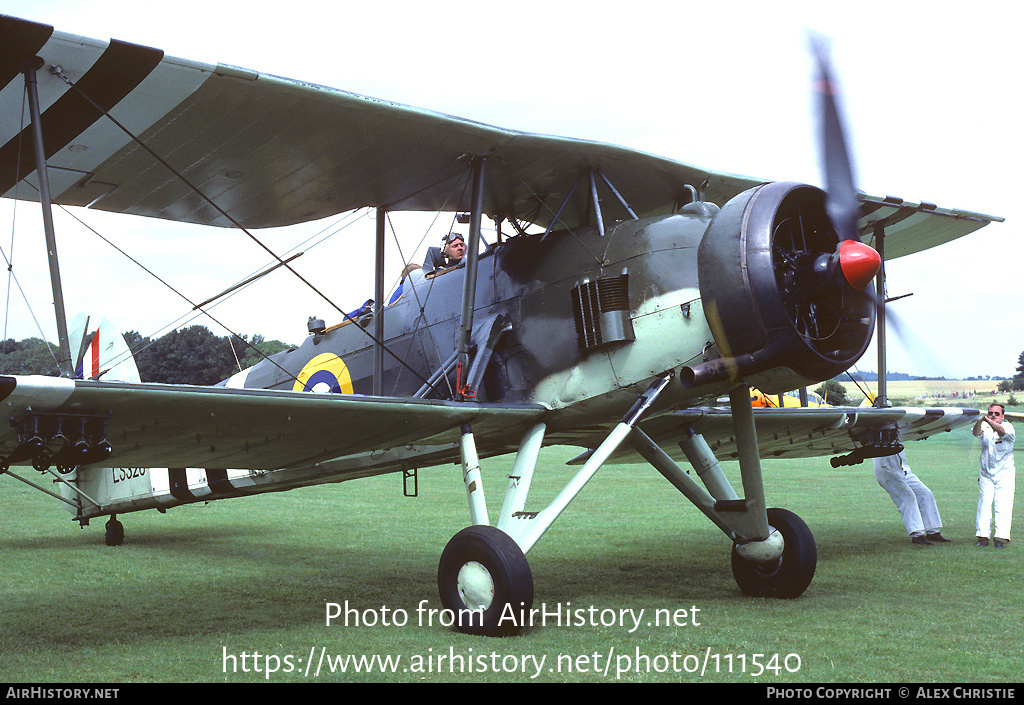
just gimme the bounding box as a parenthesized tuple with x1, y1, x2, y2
(69, 313, 141, 383)
(59, 314, 143, 522)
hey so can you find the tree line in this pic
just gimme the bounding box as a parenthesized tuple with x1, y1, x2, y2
(1004, 350, 1024, 393)
(1, 325, 294, 384)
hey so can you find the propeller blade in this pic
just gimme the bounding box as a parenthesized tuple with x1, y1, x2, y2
(875, 297, 950, 382)
(810, 34, 860, 242)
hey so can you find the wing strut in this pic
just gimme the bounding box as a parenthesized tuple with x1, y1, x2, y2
(0, 465, 100, 511)
(873, 223, 889, 406)
(456, 157, 486, 400)
(18, 57, 73, 377)
(597, 170, 639, 220)
(588, 169, 605, 237)
(540, 172, 583, 241)
(373, 207, 386, 396)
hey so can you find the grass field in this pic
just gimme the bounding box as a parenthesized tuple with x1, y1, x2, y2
(839, 378, 1015, 408)
(1, 428, 1020, 683)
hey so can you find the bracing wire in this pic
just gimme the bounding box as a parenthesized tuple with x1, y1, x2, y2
(0, 84, 61, 372)
(48, 66, 442, 392)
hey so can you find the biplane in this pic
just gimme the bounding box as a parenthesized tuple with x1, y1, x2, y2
(0, 15, 1002, 636)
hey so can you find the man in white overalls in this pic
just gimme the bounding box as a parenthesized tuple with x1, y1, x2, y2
(973, 403, 1016, 548)
(873, 449, 948, 545)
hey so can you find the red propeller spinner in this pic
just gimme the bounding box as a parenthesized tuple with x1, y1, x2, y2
(837, 239, 881, 290)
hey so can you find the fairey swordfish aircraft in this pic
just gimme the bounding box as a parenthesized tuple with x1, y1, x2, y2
(0, 15, 1003, 636)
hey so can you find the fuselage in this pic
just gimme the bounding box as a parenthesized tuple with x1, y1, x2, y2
(225, 181, 879, 435)
(225, 208, 725, 430)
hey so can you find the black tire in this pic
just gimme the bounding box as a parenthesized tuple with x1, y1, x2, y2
(437, 525, 533, 637)
(731, 508, 816, 598)
(104, 517, 124, 547)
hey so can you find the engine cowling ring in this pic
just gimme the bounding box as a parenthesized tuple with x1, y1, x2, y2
(695, 182, 875, 393)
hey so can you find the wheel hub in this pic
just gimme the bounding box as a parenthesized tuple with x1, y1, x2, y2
(457, 560, 494, 611)
(733, 526, 785, 563)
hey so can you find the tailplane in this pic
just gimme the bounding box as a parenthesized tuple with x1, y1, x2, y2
(57, 315, 144, 532)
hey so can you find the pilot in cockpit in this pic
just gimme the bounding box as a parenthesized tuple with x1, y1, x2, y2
(423, 232, 466, 272)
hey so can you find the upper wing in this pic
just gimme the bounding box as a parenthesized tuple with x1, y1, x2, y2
(0, 14, 1001, 249)
(857, 195, 1002, 259)
(618, 405, 982, 464)
(0, 374, 546, 470)
(0, 15, 760, 231)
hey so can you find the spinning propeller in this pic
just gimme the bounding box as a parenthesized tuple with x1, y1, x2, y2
(686, 33, 919, 390)
(810, 33, 883, 292)
(799, 35, 938, 397)
(770, 35, 881, 358)
(808, 34, 932, 363)
(810, 33, 860, 246)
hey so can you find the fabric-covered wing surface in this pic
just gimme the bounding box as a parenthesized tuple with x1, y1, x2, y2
(0, 15, 760, 231)
(0, 375, 546, 470)
(0, 14, 999, 253)
(628, 405, 982, 463)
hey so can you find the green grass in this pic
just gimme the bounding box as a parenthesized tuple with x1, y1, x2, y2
(1, 432, 1020, 683)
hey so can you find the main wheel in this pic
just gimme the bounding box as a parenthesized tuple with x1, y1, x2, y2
(437, 525, 533, 637)
(731, 508, 816, 598)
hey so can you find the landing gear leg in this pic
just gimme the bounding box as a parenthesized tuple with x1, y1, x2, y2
(634, 385, 816, 598)
(723, 386, 816, 597)
(438, 376, 673, 636)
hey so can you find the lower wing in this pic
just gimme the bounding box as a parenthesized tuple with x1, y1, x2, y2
(577, 405, 981, 466)
(0, 374, 546, 472)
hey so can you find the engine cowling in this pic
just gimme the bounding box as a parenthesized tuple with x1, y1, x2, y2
(689, 181, 877, 394)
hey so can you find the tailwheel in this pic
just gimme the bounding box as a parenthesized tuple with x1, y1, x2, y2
(437, 525, 533, 637)
(104, 516, 124, 547)
(731, 508, 816, 598)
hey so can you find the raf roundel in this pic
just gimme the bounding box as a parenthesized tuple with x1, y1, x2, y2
(292, 353, 354, 394)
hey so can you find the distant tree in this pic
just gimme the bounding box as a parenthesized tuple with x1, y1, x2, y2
(1, 328, 295, 384)
(0, 337, 62, 375)
(230, 334, 295, 371)
(134, 325, 238, 385)
(815, 379, 851, 406)
(135, 328, 297, 384)
(122, 330, 148, 354)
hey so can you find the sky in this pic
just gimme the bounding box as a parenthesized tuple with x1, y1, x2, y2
(1, 0, 1020, 380)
